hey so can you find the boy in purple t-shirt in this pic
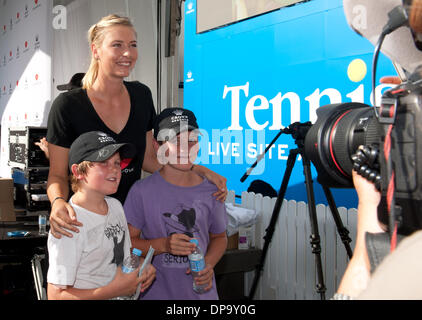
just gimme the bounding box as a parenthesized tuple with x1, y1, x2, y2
(124, 107, 228, 300)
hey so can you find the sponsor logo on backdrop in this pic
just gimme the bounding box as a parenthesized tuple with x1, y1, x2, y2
(25, 4, 29, 18)
(16, 11, 21, 24)
(24, 77, 29, 90)
(33, 0, 41, 11)
(186, 71, 194, 83)
(186, 2, 194, 15)
(34, 34, 40, 51)
(23, 40, 29, 53)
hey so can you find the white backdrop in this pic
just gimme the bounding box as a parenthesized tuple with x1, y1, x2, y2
(0, 0, 184, 178)
(0, 0, 52, 177)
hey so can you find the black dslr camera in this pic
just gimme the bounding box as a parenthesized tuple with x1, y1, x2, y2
(304, 78, 422, 235)
(304, 3, 422, 235)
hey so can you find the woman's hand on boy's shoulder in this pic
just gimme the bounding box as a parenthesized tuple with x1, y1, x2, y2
(49, 200, 83, 238)
(192, 165, 227, 202)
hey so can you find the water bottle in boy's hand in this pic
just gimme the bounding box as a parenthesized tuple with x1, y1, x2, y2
(122, 248, 142, 273)
(188, 239, 207, 294)
(117, 248, 142, 300)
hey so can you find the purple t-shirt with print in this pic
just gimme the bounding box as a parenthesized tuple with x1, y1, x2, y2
(124, 171, 228, 300)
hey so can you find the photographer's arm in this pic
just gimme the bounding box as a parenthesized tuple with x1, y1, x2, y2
(336, 171, 385, 298)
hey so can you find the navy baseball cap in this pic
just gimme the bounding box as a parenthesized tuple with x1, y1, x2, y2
(57, 73, 85, 91)
(153, 107, 199, 141)
(69, 131, 136, 170)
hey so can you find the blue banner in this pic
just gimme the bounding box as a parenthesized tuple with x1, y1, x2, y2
(184, 0, 397, 208)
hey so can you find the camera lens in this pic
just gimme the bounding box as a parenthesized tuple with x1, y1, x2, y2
(304, 103, 380, 188)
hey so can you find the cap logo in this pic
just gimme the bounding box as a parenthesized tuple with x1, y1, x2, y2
(97, 133, 115, 144)
(171, 115, 189, 123)
(98, 148, 111, 159)
(173, 110, 184, 116)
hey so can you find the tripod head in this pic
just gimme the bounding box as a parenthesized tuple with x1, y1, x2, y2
(283, 121, 313, 147)
(240, 121, 313, 183)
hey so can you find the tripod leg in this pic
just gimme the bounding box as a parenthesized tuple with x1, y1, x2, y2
(322, 185, 353, 259)
(248, 149, 299, 300)
(302, 154, 326, 300)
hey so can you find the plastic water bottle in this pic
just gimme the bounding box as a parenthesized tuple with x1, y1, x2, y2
(38, 214, 47, 235)
(188, 239, 207, 294)
(122, 248, 142, 273)
(118, 248, 142, 300)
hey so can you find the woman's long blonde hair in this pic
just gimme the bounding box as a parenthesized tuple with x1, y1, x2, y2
(82, 14, 136, 90)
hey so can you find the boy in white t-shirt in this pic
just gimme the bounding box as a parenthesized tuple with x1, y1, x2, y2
(47, 131, 155, 299)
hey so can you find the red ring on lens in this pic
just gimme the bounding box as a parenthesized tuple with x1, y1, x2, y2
(329, 110, 352, 177)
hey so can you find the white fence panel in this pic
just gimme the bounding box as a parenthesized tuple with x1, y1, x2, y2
(228, 191, 357, 300)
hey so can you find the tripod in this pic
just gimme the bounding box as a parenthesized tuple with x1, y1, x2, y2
(243, 122, 353, 300)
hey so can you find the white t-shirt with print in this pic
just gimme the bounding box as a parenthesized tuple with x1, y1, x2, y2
(47, 196, 131, 289)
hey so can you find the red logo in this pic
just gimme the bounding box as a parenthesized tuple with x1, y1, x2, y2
(25, 41, 28, 48)
(17, 12, 20, 19)
(35, 74, 39, 81)
(9, 51, 12, 57)
(16, 80, 19, 86)
(35, 0, 38, 4)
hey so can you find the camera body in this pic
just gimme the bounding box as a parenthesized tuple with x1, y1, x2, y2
(304, 79, 422, 235)
(378, 81, 422, 234)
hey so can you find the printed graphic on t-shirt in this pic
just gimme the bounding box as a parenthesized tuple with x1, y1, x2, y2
(162, 204, 200, 269)
(104, 223, 126, 266)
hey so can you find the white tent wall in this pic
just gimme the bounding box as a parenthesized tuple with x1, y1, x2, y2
(0, 0, 53, 177)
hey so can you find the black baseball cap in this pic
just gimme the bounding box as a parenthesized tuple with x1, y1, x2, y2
(57, 73, 85, 91)
(153, 107, 199, 141)
(68, 131, 136, 170)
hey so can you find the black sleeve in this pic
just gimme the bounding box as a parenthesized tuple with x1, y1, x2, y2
(46, 92, 76, 148)
(127, 81, 156, 131)
(146, 86, 157, 132)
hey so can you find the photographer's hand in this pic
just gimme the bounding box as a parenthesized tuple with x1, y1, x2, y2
(336, 171, 385, 298)
(353, 170, 382, 218)
(380, 76, 402, 85)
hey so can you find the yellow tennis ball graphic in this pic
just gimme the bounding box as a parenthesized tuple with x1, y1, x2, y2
(347, 59, 367, 82)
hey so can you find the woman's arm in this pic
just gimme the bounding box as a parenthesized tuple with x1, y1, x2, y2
(192, 165, 228, 202)
(141, 131, 162, 173)
(47, 143, 82, 238)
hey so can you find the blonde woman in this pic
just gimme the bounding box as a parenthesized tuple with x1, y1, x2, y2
(47, 14, 227, 239)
